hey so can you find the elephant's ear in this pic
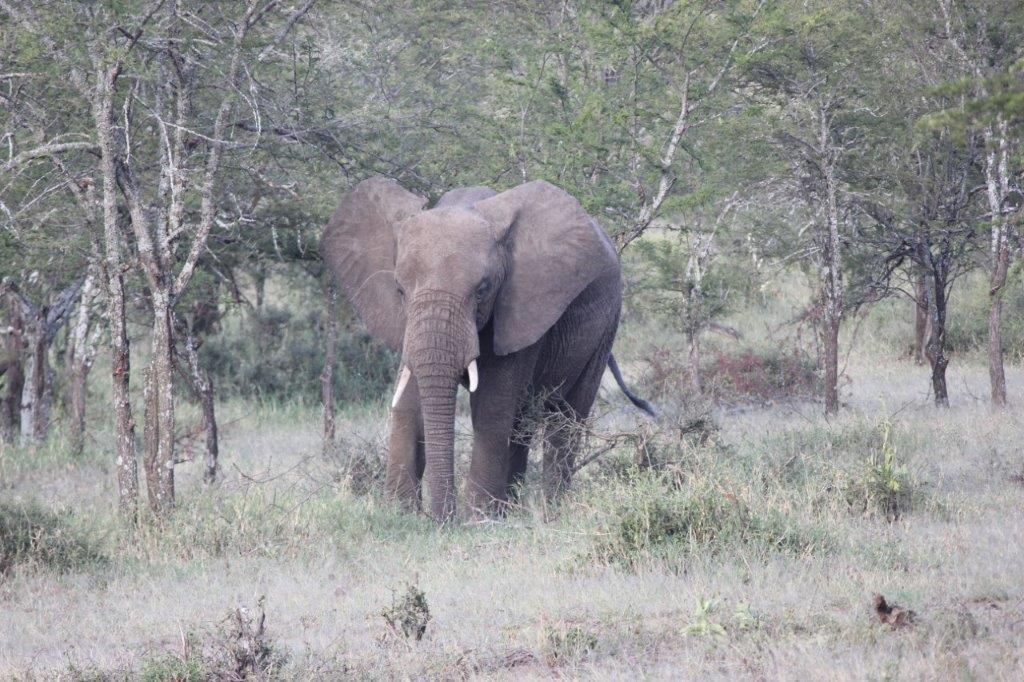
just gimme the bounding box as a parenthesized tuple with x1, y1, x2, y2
(473, 180, 619, 356)
(321, 177, 427, 351)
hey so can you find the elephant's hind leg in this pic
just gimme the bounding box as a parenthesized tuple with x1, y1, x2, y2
(541, 336, 616, 503)
(506, 411, 535, 502)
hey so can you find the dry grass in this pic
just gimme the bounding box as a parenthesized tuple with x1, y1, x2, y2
(2, 339, 1024, 678)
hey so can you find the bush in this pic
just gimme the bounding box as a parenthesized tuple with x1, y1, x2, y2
(640, 343, 819, 405)
(540, 621, 598, 665)
(0, 501, 107, 574)
(200, 303, 397, 404)
(324, 434, 386, 496)
(136, 597, 287, 681)
(842, 420, 922, 522)
(587, 476, 814, 568)
(382, 582, 431, 641)
(945, 267, 1024, 359)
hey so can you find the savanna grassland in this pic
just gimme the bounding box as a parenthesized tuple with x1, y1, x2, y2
(2, 275, 1023, 681)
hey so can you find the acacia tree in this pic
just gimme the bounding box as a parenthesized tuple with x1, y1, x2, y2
(65, 265, 103, 457)
(930, 0, 1024, 406)
(739, 0, 894, 414)
(478, 0, 767, 251)
(856, 130, 981, 407)
(1, 0, 316, 516)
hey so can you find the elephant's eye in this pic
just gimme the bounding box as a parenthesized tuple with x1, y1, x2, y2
(396, 285, 405, 302)
(476, 281, 491, 301)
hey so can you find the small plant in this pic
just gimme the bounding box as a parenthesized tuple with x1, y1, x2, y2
(844, 420, 920, 522)
(734, 601, 762, 631)
(324, 434, 386, 495)
(135, 597, 286, 680)
(684, 599, 760, 639)
(0, 501, 107, 574)
(539, 620, 598, 665)
(684, 599, 727, 638)
(382, 582, 431, 641)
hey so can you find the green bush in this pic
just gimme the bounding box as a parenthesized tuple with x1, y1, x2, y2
(587, 476, 814, 568)
(382, 582, 431, 641)
(0, 501, 107, 574)
(135, 598, 286, 681)
(945, 268, 1024, 359)
(200, 303, 397, 404)
(842, 420, 923, 522)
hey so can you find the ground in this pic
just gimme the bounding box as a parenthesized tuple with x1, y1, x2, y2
(2, 332, 1024, 679)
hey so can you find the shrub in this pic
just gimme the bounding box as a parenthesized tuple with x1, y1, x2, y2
(945, 267, 1024, 359)
(587, 477, 814, 568)
(382, 582, 432, 641)
(540, 621, 598, 665)
(200, 303, 397, 404)
(324, 434, 386, 496)
(640, 343, 819, 405)
(0, 501, 107, 574)
(843, 420, 922, 522)
(136, 597, 287, 681)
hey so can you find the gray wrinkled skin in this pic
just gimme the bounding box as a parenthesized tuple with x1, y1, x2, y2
(322, 177, 623, 522)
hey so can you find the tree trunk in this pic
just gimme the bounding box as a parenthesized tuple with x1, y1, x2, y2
(93, 64, 139, 521)
(984, 119, 1011, 407)
(67, 271, 100, 457)
(822, 312, 840, 415)
(687, 329, 702, 394)
(144, 296, 176, 514)
(68, 359, 89, 457)
(819, 104, 843, 416)
(913, 274, 929, 365)
(987, 294, 1007, 406)
(925, 278, 950, 408)
(321, 282, 339, 453)
(1, 299, 25, 445)
(19, 318, 47, 447)
(181, 323, 218, 483)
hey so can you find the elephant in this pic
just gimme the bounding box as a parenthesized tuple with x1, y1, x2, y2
(321, 176, 655, 522)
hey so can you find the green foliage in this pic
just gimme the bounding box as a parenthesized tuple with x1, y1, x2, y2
(683, 599, 728, 638)
(587, 474, 814, 568)
(200, 302, 397, 404)
(683, 598, 761, 638)
(540, 621, 598, 665)
(843, 420, 922, 522)
(0, 501, 107, 574)
(945, 268, 1024, 359)
(639, 343, 819, 405)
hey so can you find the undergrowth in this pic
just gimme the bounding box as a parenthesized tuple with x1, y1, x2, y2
(0, 501, 107, 574)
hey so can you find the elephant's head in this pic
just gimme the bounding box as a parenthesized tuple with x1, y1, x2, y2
(321, 177, 616, 521)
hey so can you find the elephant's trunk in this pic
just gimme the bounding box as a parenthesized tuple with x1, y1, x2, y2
(404, 289, 477, 522)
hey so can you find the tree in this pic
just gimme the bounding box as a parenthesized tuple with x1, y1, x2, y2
(930, 0, 1024, 406)
(1, 0, 318, 516)
(743, 0, 889, 414)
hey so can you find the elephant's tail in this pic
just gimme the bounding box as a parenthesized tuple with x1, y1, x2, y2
(607, 354, 659, 419)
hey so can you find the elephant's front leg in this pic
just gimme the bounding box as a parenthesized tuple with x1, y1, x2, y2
(385, 375, 425, 511)
(467, 357, 530, 516)
(467, 419, 516, 515)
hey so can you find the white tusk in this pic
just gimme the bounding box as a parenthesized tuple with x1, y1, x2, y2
(391, 366, 412, 408)
(467, 360, 478, 393)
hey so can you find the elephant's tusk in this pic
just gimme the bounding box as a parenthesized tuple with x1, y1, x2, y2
(391, 365, 412, 408)
(467, 360, 478, 393)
